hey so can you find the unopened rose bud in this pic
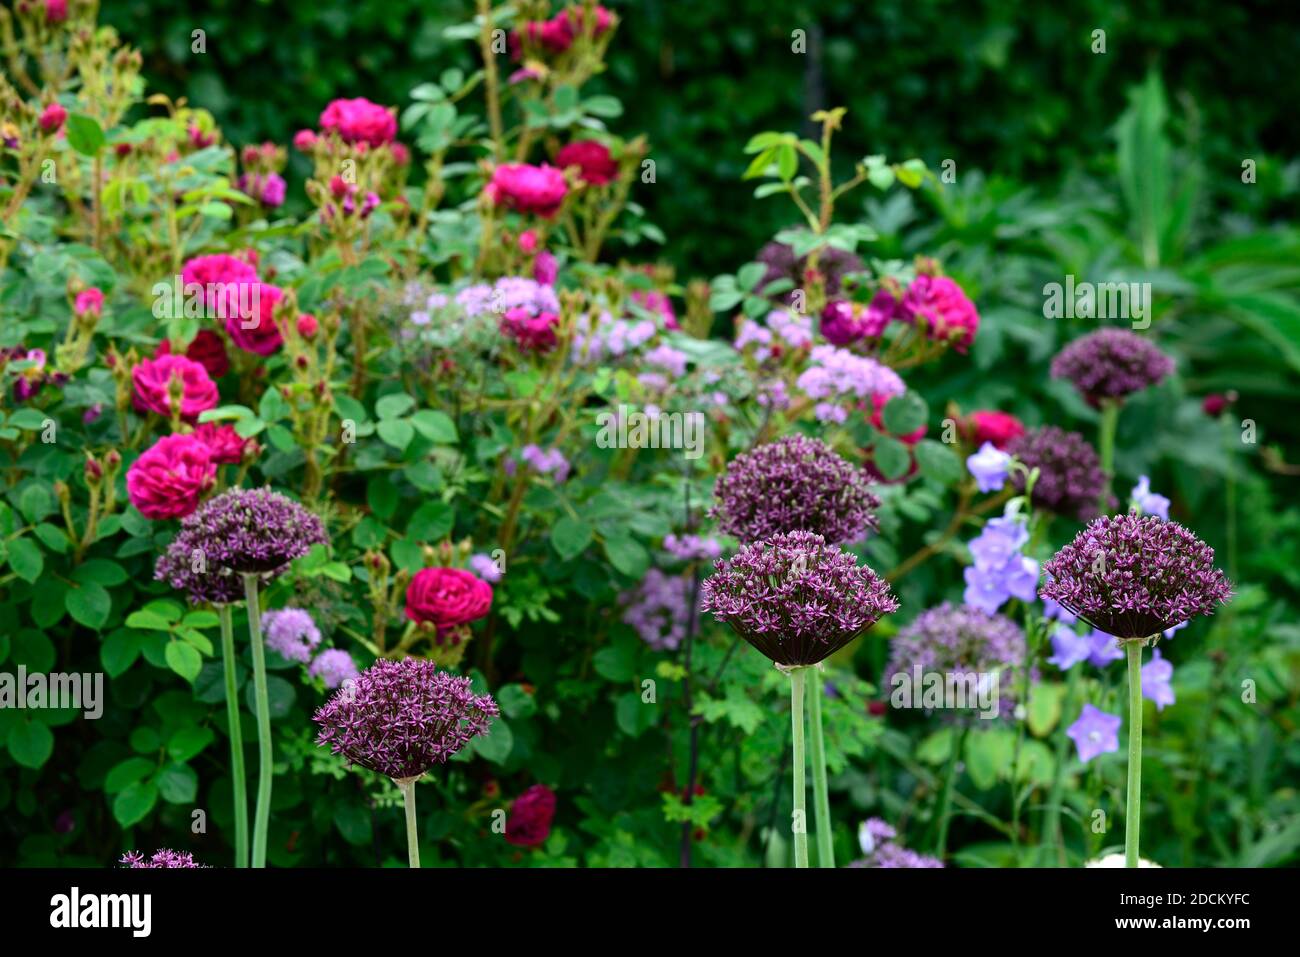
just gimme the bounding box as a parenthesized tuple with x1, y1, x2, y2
(84, 455, 102, 483)
(104, 448, 122, 471)
(296, 314, 319, 339)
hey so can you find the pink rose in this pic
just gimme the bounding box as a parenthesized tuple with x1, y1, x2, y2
(181, 253, 259, 317)
(131, 354, 219, 420)
(74, 287, 103, 318)
(44, 0, 67, 24)
(126, 434, 216, 520)
(192, 422, 249, 464)
(292, 129, 317, 151)
(518, 230, 539, 253)
(533, 250, 558, 286)
(484, 163, 568, 218)
(296, 313, 319, 339)
(38, 103, 67, 134)
(389, 142, 410, 166)
(963, 410, 1025, 450)
(899, 275, 979, 353)
(555, 140, 618, 186)
(318, 97, 397, 147)
(505, 785, 557, 848)
(404, 567, 493, 630)
(225, 283, 285, 356)
(500, 307, 560, 353)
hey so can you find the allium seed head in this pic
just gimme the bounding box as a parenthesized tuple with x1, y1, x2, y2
(1051, 328, 1174, 404)
(1007, 426, 1110, 520)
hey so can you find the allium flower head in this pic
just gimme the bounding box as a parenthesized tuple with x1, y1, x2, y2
(700, 530, 897, 667)
(161, 487, 328, 581)
(308, 648, 359, 689)
(119, 849, 203, 868)
(885, 603, 1028, 717)
(1007, 425, 1109, 520)
(1051, 328, 1175, 403)
(711, 434, 880, 545)
(262, 608, 322, 663)
(1040, 513, 1232, 639)
(313, 658, 498, 781)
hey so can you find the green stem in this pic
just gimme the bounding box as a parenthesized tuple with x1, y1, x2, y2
(1043, 664, 1082, 866)
(243, 574, 273, 869)
(807, 668, 834, 868)
(397, 778, 421, 868)
(1098, 399, 1120, 509)
(788, 667, 809, 868)
(935, 725, 969, 860)
(1125, 640, 1145, 868)
(218, 605, 249, 869)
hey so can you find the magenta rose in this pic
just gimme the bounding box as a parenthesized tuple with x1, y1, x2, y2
(404, 567, 493, 630)
(38, 103, 67, 134)
(484, 163, 568, 218)
(181, 253, 259, 317)
(899, 275, 979, 353)
(555, 140, 618, 186)
(505, 784, 557, 848)
(74, 287, 103, 318)
(192, 422, 249, 464)
(500, 307, 560, 353)
(225, 283, 285, 356)
(126, 434, 216, 520)
(131, 354, 219, 420)
(318, 97, 397, 147)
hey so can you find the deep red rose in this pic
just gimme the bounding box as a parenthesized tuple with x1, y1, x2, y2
(404, 567, 493, 630)
(192, 422, 249, 465)
(157, 328, 231, 380)
(555, 140, 618, 186)
(225, 283, 285, 356)
(505, 785, 556, 848)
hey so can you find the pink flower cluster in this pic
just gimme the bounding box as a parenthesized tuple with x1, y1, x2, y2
(485, 163, 569, 218)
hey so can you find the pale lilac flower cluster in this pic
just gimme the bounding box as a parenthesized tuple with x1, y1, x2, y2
(308, 649, 359, 690)
(662, 533, 723, 562)
(1040, 513, 1232, 639)
(571, 310, 656, 363)
(1051, 328, 1175, 403)
(519, 444, 570, 482)
(1130, 475, 1170, 520)
(313, 658, 498, 780)
(701, 530, 897, 667)
(408, 291, 451, 327)
(621, 568, 693, 650)
(262, 607, 322, 663)
(796, 345, 905, 423)
(469, 552, 503, 582)
(456, 276, 559, 319)
(733, 309, 813, 361)
(643, 344, 690, 378)
(885, 603, 1028, 717)
(711, 434, 881, 544)
(962, 514, 1039, 614)
(848, 818, 943, 868)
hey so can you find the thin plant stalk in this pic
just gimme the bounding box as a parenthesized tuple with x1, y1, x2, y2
(218, 604, 249, 869)
(1042, 663, 1082, 866)
(788, 666, 809, 868)
(1098, 399, 1120, 507)
(243, 573, 273, 869)
(934, 724, 970, 860)
(806, 668, 834, 867)
(396, 777, 421, 868)
(1125, 639, 1146, 868)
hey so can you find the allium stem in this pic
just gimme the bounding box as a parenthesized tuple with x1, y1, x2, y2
(789, 667, 809, 868)
(934, 724, 969, 860)
(1098, 399, 1119, 507)
(243, 573, 273, 869)
(1043, 663, 1081, 866)
(218, 604, 249, 869)
(1124, 640, 1145, 868)
(396, 777, 421, 868)
(807, 669, 834, 867)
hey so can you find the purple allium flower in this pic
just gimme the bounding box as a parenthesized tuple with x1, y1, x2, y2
(1047, 623, 1092, 671)
(885, 603, 1028, 717)
(308, 648, 359, 689)
(868, 844, 946, 868)
(966, 441, 1011, 493)
(858, 817, 897, 854)
(701, 530, 897, 667)
(1066, 703, 1122, 763)
(1141, 647, 1175, 710)
(1131, 475, 1170, 521)
(662, 533, 723, 562)
(119, 848, 203, 868)
(1051, 328, 1175, 404)
(1086, 629, 1125, 667)
(756, 240, 864, 303)
(457, 276, 559, 318)
(1007, 426, 1109, 520)
(848, 819, 943, 868)
(313, 658, 498, 780)
(262, 608, 322, 663)
(1040, 513, 1233, 639)
(468, 552, 503, 583)
(621, 568, 692, 651)
(710, 434, 881, 545)
(157, 488, 328, 590)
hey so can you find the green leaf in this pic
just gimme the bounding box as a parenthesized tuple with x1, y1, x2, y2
(1026, 682, 1067, 737)
(376, 418, 415, 451)
(410, 409, 458, 444)
(165, 641, 203, 683)
(73, 559, 129, 587)
(5, 537, 43, 583)
(156, 762, 199, 804)
(407, 501, 454, 542)
(965, 728, 1016, 790)
(101, 630, 142, 678)
(473, 716, 513, 764)
(615, 692, 657, 737)
(603, 533, 649, 578)
(881, 391, 928, 435)
(736, 262, 767, 292)
(113, 781, 158, 828)
(582, 95, 623, 118)
(550, 516, 594, 561)
(105, 756, 155, 792)
(376, 393, 416, 419)
(914, 440, 964, 485)
(7, 720, 54, 769)
(65, 582, 112, 630)
(872, 436, 912, 481)
(125, 609, 174, 631)
(65, 113, 106, 156)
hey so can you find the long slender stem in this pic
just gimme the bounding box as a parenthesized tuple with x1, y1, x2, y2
(397, 778, 421, 868)
(1043, 664, 1081, 866)
(218, 605, 249, 869)
(807, 668, 834, 867)
(1098, 399, 1120, 509)
(788, 667, 809, 868)
(243, 574, 273, 868)
(1125, 640, 1145, 868)
(934, 724, 969, 860)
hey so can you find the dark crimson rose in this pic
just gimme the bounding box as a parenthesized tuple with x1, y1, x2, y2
(963, 410, 1026, 450)
(404, 567, 493, 630)
(555, 140, 618, 186)
(505, 785, 556, 847)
